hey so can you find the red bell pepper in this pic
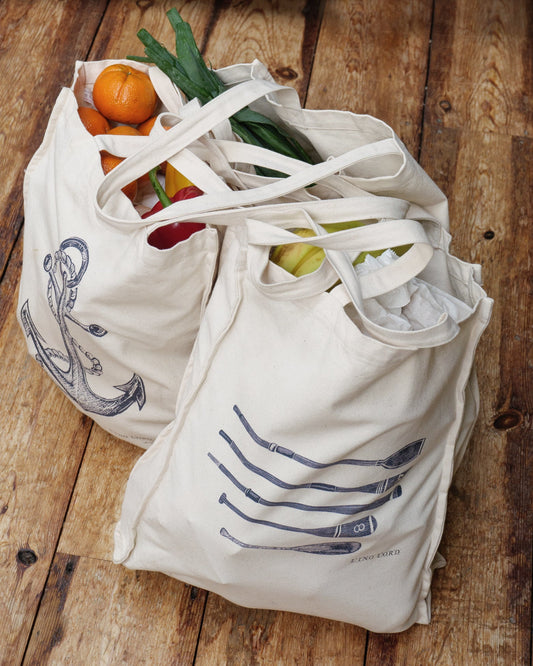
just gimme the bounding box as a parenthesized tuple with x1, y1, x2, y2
(143, 186, 206, 249)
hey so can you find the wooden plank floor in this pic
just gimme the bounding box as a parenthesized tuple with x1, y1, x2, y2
(1, 0, 531, 663)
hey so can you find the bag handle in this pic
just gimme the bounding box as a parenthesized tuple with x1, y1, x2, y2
(244, 214, 460, 348)
(96, 132, 401, 228)
(147, 194, 410, 245)
(246, 217, 433, 300)
(94, 77, 405, 228)
(95, 123, 387, 207)
(180, 138, 373, 199)
(95, 78, 296, 218)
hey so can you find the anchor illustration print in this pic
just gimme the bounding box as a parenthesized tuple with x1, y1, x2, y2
(16, 67, 225, 448)
(20, 237, 146, 418)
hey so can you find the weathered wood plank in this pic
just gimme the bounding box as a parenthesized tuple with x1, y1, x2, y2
(22, 553, 207, 665)
(422, 5, 532, 663)
(88, 0, 216, 62)
(389, 129, 531, 666)
(57, 428, 141, 561)
(425, 0, 533, 136)
(201, 0, 324, 100)
(364, 0, 533, 660)
(0, 0, 108, 278)
(306, 0, 434, 156)
(0, 239, 92, 665)
(195, 594, 366, 665)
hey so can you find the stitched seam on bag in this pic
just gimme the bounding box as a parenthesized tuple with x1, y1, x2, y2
(140, 227, 219, 268)
(290, 278, 465, 352)
(276, 108, 395, 135)
(418, 315, 489, 604)
(200, 234, 221, 316)
(446, 260, 482, 306)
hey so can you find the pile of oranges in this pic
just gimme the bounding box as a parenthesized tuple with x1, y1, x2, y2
(77, 64, 161, 200)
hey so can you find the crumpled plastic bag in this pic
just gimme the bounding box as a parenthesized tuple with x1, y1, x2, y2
(356, 250, 473, 331)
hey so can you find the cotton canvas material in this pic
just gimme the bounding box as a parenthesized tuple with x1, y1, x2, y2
(17, 60, 219, 447)
(113, 204, 492, 632)
(95, 60, 450, 232)
(18, 57, 448, 449)
(103, 63, 491, 632)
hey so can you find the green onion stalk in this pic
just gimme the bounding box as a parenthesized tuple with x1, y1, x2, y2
(129, 8, 314, 177)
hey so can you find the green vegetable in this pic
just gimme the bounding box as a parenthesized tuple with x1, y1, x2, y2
(148, 166, 172, 208)
(129, 8, 314, 177)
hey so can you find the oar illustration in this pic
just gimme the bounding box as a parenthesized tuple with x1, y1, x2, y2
(219, 493, 377, 538)
(218, 430, 406, 494)
(209, 452, 402, 514)
(233, 405, 425, 469)
(220, 528, 361, 556)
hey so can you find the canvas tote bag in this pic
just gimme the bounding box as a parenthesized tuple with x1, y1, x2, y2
(17, 58, 438, 448)
(96, 60, 449, 232)
(17, 61, 305, 448)
(110, 156, 492, 632)
(17, 59, 243, 447)
(38, 61, 440, 450)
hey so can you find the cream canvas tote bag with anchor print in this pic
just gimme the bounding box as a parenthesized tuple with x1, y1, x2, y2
(18, 59, 445, 448)
(17, 59, 234, 447)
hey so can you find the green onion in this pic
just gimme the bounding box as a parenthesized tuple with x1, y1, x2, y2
(148, 166, 172, 208)
(129, 8, 315, 176)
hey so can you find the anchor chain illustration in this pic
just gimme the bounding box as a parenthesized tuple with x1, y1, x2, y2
(20, 237, 146, 417)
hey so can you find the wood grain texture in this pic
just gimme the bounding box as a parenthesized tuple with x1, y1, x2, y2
(23, 553, 207, 665)
(0, 0, 108, 278)
(363, 0, 533, 660)
(306, 0, 433, 155)
(195, 593, 366, 666)
(0, 239, 92, 664)
(0, 0, 531, 662)
(88, 0, 216, 61)
(426, 0, 533, 136)
(427, 132, 532, 665)
(57, 429, 142, 561)
(202, 0, 324, 101)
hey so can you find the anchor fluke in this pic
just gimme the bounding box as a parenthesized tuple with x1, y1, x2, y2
(115, 374, 146, 410)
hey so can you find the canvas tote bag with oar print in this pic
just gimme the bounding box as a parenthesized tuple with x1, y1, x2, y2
(111, 173, 492, 632)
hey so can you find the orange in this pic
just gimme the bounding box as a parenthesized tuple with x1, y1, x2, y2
(107, 122, 155, 185)
(92, 64, 158, 124)
(100, 151, 137, 201)
(138, 116, 172, 135)
(106, 125, 150, 184)
(78, 106, 110, 135)
(106, 125, 142, 136)
(137, 115, 157, 135)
